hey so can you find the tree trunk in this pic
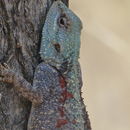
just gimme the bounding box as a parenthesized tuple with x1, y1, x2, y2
(0, 0, 68, 129)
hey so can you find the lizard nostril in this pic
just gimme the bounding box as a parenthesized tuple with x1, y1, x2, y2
(54, 43, 61, 53)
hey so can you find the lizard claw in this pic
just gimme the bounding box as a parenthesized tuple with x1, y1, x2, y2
(3, 63, 10, 69)
(0, 77, 5, 82)
(0, 63, 9, 75)
(0, 63, 14, 83)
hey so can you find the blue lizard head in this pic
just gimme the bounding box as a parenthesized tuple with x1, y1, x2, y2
(40, 1, 82, 72)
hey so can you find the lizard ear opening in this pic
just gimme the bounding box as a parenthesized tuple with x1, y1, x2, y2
(53, 43, 61, 53)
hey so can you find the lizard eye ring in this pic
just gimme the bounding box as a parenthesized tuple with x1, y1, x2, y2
(59, 17, 67, 27)
(58, 15, 70, 29)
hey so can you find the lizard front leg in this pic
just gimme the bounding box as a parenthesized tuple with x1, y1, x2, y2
(0, 63, 43, 104)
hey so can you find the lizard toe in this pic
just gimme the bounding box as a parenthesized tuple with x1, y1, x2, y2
(0, 76, 13, 83)
(3, 63, 10, 69)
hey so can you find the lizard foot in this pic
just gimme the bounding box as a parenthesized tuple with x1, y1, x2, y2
(0, 63, 15, 83)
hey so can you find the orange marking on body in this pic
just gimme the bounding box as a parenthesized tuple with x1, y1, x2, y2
(58, 107, 65, 117)
(59, 90, 74, 103)
(59, 97, 66, 103)
(59, 76, 66, 88)
(56, 119, 68, 128)
(72, 120, 77, 124)
(61, 89, 67, 100)
(62, 90, 73, 99)
(66, 91, 73, 99)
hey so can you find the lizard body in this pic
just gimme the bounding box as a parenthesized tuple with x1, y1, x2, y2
(0, 1, 91, 130)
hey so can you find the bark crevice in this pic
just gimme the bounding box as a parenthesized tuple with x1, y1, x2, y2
(0, 1, 91, 130)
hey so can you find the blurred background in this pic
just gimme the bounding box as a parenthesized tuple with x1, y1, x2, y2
(70, 0, 130, 130)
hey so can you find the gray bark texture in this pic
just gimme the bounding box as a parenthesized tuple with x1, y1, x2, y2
(0, 0, 68, 130)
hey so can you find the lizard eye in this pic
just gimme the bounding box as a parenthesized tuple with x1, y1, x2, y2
(58, 15, 70, 29)
(59, 17, 67, 27)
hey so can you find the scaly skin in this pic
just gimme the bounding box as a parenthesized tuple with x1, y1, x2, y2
(0, 1, 91, 130)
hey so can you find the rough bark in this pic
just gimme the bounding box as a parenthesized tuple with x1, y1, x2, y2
(0, 0, 68, 130)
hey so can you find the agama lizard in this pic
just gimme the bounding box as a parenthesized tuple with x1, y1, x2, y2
(0, 1, 91, 130)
